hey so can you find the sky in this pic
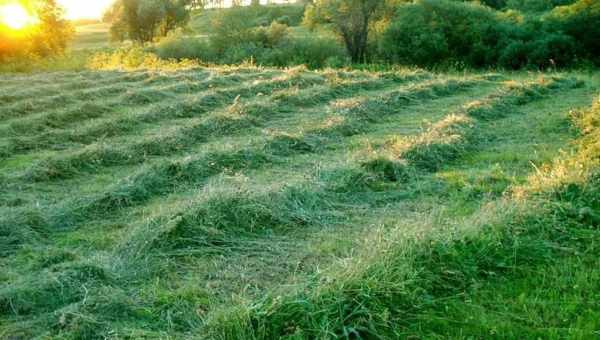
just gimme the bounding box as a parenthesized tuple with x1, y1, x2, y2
(57, 0, 115, 19)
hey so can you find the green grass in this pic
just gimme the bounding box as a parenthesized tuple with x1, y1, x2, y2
(71, 23, 114, 51)
(1, 65, 599, 339)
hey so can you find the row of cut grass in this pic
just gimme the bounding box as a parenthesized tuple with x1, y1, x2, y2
(200, 80, 596, 340)
(13, 72, 433, 182)
(0, 73, 459, 256)
(0, 71, 289, 159)
(361, 76, 583, 181)
(0, 69, 276, 135)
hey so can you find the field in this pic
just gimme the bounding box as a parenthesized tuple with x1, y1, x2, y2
(71, 23, 114, 51)
(1, 65, 600, 339)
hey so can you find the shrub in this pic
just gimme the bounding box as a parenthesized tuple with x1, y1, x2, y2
(209, 7, 259, 53)
(153, 31, 216, 61)
(260, 35, 348, 69)
(221, 42, 263, 65)
(506, 0, 576, 12)
(106, 0, 190, 44)
(379, 3, 450, 66)
(276, 15, 291, 25)
(480, 0, 508, 9)
(0, 0, 74, 62)
(527, 33, 577, 67)
(380, 0, 595, 68)
(380, 0, 508, 67)
(545, 0, 600, 64)
(209, 8, 290, 53)
(88, 48, 200, 71)
(151, 27, 347, 69)
(254, 22, 290, 48)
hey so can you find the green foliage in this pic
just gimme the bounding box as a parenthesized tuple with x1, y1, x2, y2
(154, 31, 217, 61)
(479, 0, 508, 9)
(380, 0, 597, 68)
(202, 8, 329, 65)
(190, 5, 306, 32)
(303, 0, 387, 62)
(154, 17, 348, 68)
(257, 35, 348, 69)
(381, 0, 513, 67)
(0, 0, 74, 61)
(545, 0, 600, 64)
(1, 62, 598, 339)
(108, 0, 191, 43)
(506, 0, 575, 12)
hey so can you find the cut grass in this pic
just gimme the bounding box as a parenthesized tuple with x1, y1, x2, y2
(2, 68, 437, 256)
(361, 76, 583, 180)
(203, 88, 600, 340)
(15, 71, 440, 182)
(0, 67, 598, 339)
(1, 73, 473, 255)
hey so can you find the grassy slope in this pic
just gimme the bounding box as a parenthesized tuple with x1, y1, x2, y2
(0, 67, 598, 339)
(71, 23, 113, 51)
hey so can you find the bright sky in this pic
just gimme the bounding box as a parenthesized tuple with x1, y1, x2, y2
(57, 0, 114, 19)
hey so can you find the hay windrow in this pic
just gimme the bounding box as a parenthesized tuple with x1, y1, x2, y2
(0, 64, 593, 339)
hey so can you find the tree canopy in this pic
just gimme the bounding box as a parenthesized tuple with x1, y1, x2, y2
(304, 0, 387, 63)
(107, 0, 191, 44)
(0, 0, 73, 60)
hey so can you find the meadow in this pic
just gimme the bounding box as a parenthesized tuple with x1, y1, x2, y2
(1, 54, 600, 338)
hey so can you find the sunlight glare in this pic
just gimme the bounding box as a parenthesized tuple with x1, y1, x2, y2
(0, 3, 35, 29)
(57, 0, 115, 20)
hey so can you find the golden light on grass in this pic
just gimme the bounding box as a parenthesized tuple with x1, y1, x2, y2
(0, 3, 36, 30)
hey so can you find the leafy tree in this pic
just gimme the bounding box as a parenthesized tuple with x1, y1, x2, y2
(31, 0, 75, 55)
(0, 0, 73, 60)
(304, 0, 387, 63)
(107, 0, 191, 44)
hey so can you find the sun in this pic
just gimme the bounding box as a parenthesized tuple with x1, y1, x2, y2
(0, 3, 35, 30)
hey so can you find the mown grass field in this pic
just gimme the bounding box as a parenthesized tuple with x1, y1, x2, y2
(1, 65, 600, 339)
(71, 23, 114, 51)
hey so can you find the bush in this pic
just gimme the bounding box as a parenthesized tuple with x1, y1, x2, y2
(527, 33, 577, 67)
(88, 48, 201, 71)
(380, 0, 508, 67)
(151, 4, 347, 69)
(153, 31, 216, 61)
(0, 1, 74, 62)
(545, 0, 600, 64)
(209, 8, 290, 53)
(276, 15, 291, 25)
(260, 35, 348, 69)
(506, 0, 576, 12)
(379, 0, 595, 69)
(151, 21, 347, 69)
(209, 7, 259, 53)
(379, 3, 450, 66)
(195, 5, 305, 29)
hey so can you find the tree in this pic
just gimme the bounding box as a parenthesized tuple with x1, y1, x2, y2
(107, 0, 191, 44)
(32, 0, 74, 56)
(304, 0, 386, 63)
(0, 0, 73, 60)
